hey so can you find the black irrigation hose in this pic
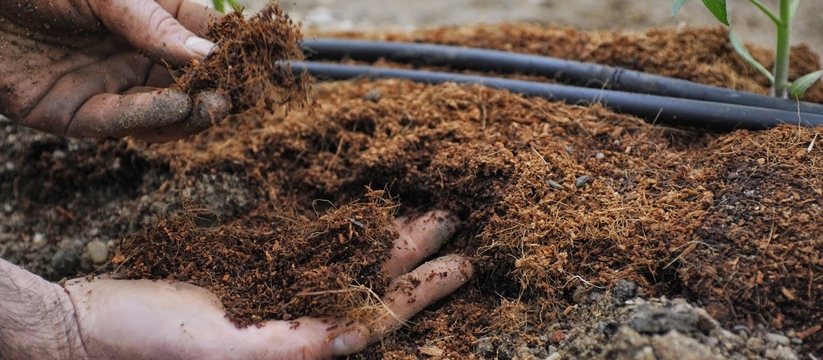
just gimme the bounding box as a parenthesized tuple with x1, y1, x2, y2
(301, 38, 823, 116)
(292, 61, 823, 130)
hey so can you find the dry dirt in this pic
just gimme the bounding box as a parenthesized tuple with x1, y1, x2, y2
(3, 2, 823, 360)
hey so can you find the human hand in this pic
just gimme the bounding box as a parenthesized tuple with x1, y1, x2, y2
(0, 0, 230, 142)
(63, 210, 473, 359)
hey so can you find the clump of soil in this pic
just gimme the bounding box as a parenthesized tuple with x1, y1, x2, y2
(175, 1, 309, 113)
(114, 190, 397, 326)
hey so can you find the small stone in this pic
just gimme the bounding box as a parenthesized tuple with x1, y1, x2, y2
(548, 180, 563, 190)
(651, 330, 716, 360)
(611, 279, 637, 306)
(85, 240, 109, 264)
(757, 158, 766, 165)
(364, 89, 381, 102)
(3, 203, 12, 213)
(32, 233, 46, 246)
(595, 152, 605, 160)
(575, 175, 590, 188)
(629, 305, 698, 334)
(746, 337, 765, 353)
(763, 345, 798, 360)
(764, 333, 790, 346)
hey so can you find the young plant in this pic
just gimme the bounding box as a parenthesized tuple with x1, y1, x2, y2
(212, 0, 241, 13)
(672, 0, 823, 99)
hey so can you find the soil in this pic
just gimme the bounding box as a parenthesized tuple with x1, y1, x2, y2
(3, 6, 823, 360)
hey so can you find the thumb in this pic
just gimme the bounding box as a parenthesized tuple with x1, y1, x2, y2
(89, 0, 217, 66)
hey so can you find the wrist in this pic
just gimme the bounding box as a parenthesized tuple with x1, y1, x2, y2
(0, 259, 88, 359)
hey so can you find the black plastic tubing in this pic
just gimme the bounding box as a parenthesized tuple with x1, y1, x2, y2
(292, 61, 823, 130)
(301, 38, 823, 116)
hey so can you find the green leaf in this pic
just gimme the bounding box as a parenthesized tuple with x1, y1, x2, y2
(729, 30, 774, 83)
(788, 70, 823, 99)
(212, 0, 225, 13)
(701, 0, 730, 25)
(672, 0, 688, 16)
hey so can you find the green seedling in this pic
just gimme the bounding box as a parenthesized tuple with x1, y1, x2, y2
(212, 0, 241, 13)
(673, 0, 823, 99)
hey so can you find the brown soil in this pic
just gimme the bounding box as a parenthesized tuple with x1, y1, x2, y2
(3, 14, 823, 360)
(175, 3, 308, 113)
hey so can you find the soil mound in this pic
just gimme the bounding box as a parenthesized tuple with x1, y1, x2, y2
(3, 17, 822, 358)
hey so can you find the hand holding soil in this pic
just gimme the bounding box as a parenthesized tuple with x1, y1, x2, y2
(63, 211, 472, 359)
(0, 0, 229, 142)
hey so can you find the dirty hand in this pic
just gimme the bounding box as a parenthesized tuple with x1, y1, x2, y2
(63, 210, 473, 359)
(0, 0, 229, 142)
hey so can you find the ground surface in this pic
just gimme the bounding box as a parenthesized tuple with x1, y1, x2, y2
(3, 1, 823, 359)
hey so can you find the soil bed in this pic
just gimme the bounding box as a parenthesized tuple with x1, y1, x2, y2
(2, 17, 823, 359)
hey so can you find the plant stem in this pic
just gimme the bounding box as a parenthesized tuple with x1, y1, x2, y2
(773, 0, 792, 98)
(747, 0, 780, 25)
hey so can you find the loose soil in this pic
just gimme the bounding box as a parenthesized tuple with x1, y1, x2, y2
(2, 11, 823, 360)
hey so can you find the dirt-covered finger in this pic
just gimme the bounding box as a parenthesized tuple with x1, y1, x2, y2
(90, 0, 216, 66)
(65, 89, 192, 138)
(384, 211, 461, 278)
(156, 0, 222, 38)
(129, 91, 230, 142)
(331, 254, 473, 355)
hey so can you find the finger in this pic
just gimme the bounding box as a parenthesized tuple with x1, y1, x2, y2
(331, 254, 474, 356)
(20, 52, 154, 135)
(157, 0, 222, 37)
(383, 211, 461, 278)
(65, 89, 192, 138)
(129, 91, 230, 142)
(89, 0, 218, 66)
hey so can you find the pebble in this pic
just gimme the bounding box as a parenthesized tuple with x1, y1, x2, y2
(575, 175, 590, 188)
(595, 152, 605, 159)
(651, 331, 714, 360)
(746, 337, 765, 353)
(32, 233, 46, 246)
(764, 333, 790, 346)
(3, 203, 12, 213)
(363, 89, 381, 102)
(85, 240, 109, 264)
(548, 180, 563, 190)
(764, 345, 798, 360)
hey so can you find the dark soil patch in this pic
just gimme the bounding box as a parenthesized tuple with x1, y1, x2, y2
(4, 18, 823, 358)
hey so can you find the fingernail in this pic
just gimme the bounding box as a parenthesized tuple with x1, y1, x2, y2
(330, 331, 365, 356)
(185, 36, 216, 59)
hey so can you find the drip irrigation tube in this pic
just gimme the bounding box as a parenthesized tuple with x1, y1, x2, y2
(292, 61, 823, 130)
(301, 38, 823, 115)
